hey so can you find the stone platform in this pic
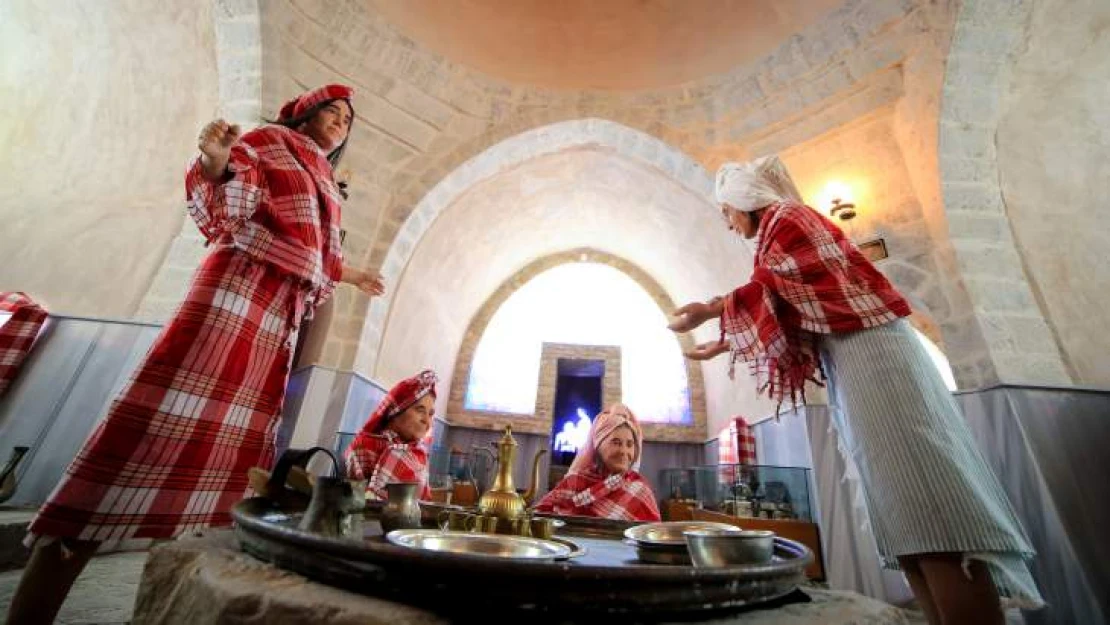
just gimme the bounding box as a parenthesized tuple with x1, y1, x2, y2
(0, 508, 35, 572)
(131, 530, 923, 624)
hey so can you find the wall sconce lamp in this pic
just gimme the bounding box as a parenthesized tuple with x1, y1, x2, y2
(829, 197, 857, 221)
(819, 181, 858, 221)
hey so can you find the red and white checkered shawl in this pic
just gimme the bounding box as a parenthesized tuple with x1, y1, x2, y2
(720, 202, 910, 410)
(186, 124, 344, 309)
(30, 248, 307, 544)
(534, 469, 661, 522)
(345, 430, 431, 501)
(0, 292, 48, 397)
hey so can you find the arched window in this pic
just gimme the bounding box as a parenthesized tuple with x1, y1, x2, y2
(464, 263, 692, 424)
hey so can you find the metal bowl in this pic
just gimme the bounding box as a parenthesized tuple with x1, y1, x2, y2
(683, 529, 776, 568)
(623, 539, 693, 565)
(386, 529, 572, 561)
(623, 521, 741, 547)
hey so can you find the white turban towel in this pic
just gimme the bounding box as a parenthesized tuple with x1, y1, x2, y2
(715, 155, 804, 212)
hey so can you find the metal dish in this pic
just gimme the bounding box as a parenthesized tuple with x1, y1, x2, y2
(386, 529, 571, 561)
(623, 521, 741, 547)
(623, 539, 692, 565)
(549, 536, 587, 559)
(684, 529, 776, 567)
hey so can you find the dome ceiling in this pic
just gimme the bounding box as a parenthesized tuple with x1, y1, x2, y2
(370, 0, 846, 91)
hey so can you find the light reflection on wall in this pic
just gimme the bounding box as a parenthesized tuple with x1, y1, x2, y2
(913, 327, 958, 392)
(464, 263, 693, 424)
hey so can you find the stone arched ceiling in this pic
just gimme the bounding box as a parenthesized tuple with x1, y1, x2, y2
(197, 0, 955, 402)
(260, 0, 932, 277)
(372, 146, 777, 432)
(370, 0, 846, 91)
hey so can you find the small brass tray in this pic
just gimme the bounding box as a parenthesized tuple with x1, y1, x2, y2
(623, 521, 740, 547)
(386, 529, 571, 561)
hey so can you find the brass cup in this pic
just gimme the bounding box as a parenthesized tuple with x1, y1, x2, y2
(472, 514, 499, 533)
(438, 510, 475, 532)
(529, 517, 556, 540)
(505, 517, 531, 537)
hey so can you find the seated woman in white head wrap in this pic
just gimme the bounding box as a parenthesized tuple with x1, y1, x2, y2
(533, 403, 661, 522)
(668, 155, 1042, 624)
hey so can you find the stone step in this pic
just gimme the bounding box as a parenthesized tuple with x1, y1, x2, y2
(0, 507, 35, 572)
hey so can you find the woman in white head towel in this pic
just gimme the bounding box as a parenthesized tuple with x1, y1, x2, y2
(669, 155, 1043, 625)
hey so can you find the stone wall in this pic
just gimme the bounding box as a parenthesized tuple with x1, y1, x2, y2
(995, 0, 1110, 386)
(0, 1, 220, 317)
(936, 0, 1072, 387)
(136, 0, 263, 320)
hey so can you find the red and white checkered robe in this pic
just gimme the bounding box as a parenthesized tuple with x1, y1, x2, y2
(0, 292, 48, 397)
(344, 430, 431, 501)
(28, 125, 343, 544)
(720, 202, 910, 410)
(734, 417, 757, 466)
(533, 469, 661, 522)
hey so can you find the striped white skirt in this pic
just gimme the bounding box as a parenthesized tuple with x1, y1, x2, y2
(820, 319, 1043, 608)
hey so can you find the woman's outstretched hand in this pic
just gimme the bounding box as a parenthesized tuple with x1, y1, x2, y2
(667, 298, 724, 333)
(683, 340, 729, 361)
(197, 119, 241, 180)
(342, 266, 385, 297)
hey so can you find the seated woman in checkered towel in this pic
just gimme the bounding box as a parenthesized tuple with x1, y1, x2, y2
(345, 370, 437, 501)
(534, 403, 661, 522)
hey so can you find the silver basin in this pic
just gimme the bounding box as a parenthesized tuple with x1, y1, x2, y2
(386, 529, 572, 560)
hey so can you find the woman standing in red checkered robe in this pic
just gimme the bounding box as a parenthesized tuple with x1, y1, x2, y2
(7, 84, 386, 625)
(669, 156, 1042, 624)
(345, 370, 437, 501)
(534, 403, 661, 522)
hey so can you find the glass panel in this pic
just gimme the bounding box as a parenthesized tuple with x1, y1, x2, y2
(663, 463, 814, 522)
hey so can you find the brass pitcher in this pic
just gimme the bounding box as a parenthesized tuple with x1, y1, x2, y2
(475, 426, 548, 528)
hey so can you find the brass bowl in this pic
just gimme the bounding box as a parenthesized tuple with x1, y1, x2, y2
(385, 529, 572, 561)
(683, 529, 776, 568)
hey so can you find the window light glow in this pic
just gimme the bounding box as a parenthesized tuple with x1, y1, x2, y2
(464, 263, 693, 425)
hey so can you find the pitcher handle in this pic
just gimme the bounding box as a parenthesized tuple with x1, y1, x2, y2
(268, 446, 340, 497)
(469, 445, 496, 492)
